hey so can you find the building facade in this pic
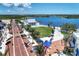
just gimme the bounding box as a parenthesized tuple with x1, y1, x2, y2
(24, 19, 40, 26)
(70, 30, 79, 56)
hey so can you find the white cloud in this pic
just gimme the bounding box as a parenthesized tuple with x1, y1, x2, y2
(2, 3, 12, 7)
(2, 3, 31, 14)
(2, 3, 32, 8)
(14, 3, 20, 6)
(23, 3, 31, 8)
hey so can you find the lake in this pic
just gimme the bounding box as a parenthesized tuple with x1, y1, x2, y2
(35, 16, 79, 28)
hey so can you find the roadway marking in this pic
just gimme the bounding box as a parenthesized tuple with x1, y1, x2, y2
(15, 36, 22, 56)
(12, 20, 15, 56)
(15, 26, 22, 56)
(20, 36, 29, 56)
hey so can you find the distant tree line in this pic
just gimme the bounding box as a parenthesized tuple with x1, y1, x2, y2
(0, 15, 26, 19)
(0, 15, 79, 19)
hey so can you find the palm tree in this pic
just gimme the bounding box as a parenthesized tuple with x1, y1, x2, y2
(21, 22, 24, 28)
(25, 24, 31, 31)
(61, 23, 76, 55)
(31, 30, 40, 39)
(51, 28, 54, 34)
(28, 28, 40, 39)
(36, 44, 44, 56)
(61, 23, 76, 46)
(63, 46, 74, 56)
(29, 28, 35, 34)
(61, 23, 76, 33)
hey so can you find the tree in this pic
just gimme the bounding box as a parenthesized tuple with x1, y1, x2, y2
(24, 25, 40, 39)
(31, 30, 40, 39)
(61, 24, 75, 56)
(63, 47, 74, 56)
(36, 44, 44, 56)
(61, 23, 76, 33)
(29, 28, 35, 33)
(26, 25, 31, 31)
(51, 29, 54, 34)
(25, 24, 31, 31)
(61, 24, 74, 44)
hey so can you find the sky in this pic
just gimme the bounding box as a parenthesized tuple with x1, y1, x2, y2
(0, 3, 79, 15)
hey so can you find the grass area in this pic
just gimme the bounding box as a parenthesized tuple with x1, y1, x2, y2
(32, 27, 53, 37)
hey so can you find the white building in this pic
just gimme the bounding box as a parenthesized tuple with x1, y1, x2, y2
(24, 19, 40, 26)
(70, 29, 79, 56)
(2, 20, 10, 24)
(0, 26, 12, 54)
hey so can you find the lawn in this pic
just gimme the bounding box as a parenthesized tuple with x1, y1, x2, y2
(32, 27, 53, 38)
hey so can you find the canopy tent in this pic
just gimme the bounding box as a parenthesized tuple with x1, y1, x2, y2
(43, 40, 51, 48)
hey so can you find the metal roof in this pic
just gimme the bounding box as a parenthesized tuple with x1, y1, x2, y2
(25, 19, 37, 23)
